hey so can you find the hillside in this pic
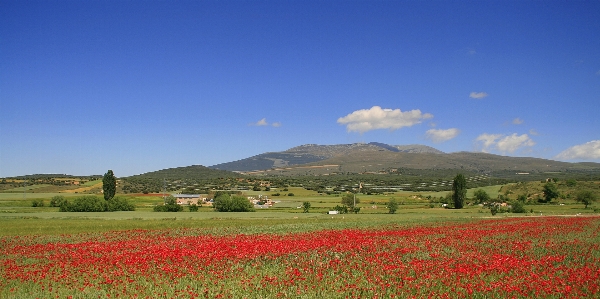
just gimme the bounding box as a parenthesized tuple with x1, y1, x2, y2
(209, 142, 443, 172)
(237, 145, 600, 181)
(126, 165, 242, 180)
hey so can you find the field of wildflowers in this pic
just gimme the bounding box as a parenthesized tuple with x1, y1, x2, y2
(1, 216, 599, 298)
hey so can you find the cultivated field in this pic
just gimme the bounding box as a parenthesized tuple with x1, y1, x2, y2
(1, 181, 599, 298)
(1, 215, 599, 298)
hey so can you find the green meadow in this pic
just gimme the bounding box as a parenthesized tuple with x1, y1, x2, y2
(1, 184, 597, 237)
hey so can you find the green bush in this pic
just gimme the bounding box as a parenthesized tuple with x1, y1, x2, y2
(31, 199, 45, 207)
(154, 195, 183, 212)
(60, 196, 106, 212)
(50, 196, 67, 207)
(490, 205, 498, 216)
(59, 196, 136, 212)
(189, 204, 199, 212)
(213, 195, 254, 212)
(387, 198, 399, 214)
(333, 205, 348, 214)
(107, 197, 135, 211)
(511, 201, 526, 213)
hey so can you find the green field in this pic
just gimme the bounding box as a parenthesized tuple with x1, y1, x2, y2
(1, 181, 599, 298)
(1, 182, 598, 237)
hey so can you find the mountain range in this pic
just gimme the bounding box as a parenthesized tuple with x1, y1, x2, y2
(209, 142, 444, 172)
(207, 142, 600, 178)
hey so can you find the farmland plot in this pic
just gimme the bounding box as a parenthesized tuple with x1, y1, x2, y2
(1, 216, 599, 298)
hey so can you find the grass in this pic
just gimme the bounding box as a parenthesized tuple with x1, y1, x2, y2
(1, 182, 598, 237)
(0, 210, 476, 236)
(1, 202, 596, 237)
(1, 184, 52, 192)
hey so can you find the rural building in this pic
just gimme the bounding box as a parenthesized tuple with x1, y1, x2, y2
(174, 194, 203, 205)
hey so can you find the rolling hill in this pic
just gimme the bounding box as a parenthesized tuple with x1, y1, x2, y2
(126, 165, 242, 180)
(207, 142, 600, 180)
(209, 142, 443, 172)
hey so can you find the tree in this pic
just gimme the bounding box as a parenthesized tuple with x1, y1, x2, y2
(575, 190, 597, 209)
(102, 170, 117, 201)
(341, 193, 359, 208)
(452, 174, 467, 209)
(333, 205, 348, 214)
(542, 182, 559, 203)
(213, 194, 254, 212)
(473, 189, 490, 204)
(387, 198, 399, 214)
(511, 201, 526, 213)
(302, 201, 311, 213)
(50, 195, 67, 207)
(153, 195, 183, 212)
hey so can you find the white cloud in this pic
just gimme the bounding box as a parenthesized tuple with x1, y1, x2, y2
(426, 128, 460, 143)
(512, 118, 524, 125)
(476, 133, 535, 153)
(255, 118, 268, 126)
(469, 92, 488, 99)
(496, 133, 535, 153)
(250, 118, 280, 127)
(475, 133, 503, 152)
(555, 140, 600, 160)
(337, 106, 433, 133)
(529, 129, 539, 136)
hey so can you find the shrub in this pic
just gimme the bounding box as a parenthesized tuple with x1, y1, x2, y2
(213, 195, 254, 212)
(387, 198, 399, 214)
(60, 196, 106, 212)
(60, 195, 135, 212)
(490, 205, 498, 216)
(511, 201, 526, 213)
(333, 205, 348, 214)
(154, 195, 183, 212)
(189, 204, 199, 212)
(50, 196, 67, 207)
(287, 193, 295, 196)
(107, 197, 135, 211)
(31, 199, 45, 207)
(302, 202, 310, 213)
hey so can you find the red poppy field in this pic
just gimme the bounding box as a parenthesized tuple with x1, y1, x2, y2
(1, 216, 599, 298)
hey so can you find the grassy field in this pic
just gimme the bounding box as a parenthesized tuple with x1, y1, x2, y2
(1, 180, 599, 298)
(0, 183, 597, 237)
(2, 215, 599, 298)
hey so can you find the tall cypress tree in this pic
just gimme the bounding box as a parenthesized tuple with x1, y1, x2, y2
(452, 173, 467, 209)
(102, 170, 116, 200)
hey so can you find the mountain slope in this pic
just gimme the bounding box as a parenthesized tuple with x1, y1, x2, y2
(127, 165, 242, 180)
(254, 151, 598, 179)
(207, 142, 600, 179)
(209, 142, 443, 172)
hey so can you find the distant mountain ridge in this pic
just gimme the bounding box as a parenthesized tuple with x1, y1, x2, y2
(207, 142, 600, 177)
(209, 142, 444, 172)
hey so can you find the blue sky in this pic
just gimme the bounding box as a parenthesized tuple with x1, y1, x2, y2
(1, 0, 599, 177)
